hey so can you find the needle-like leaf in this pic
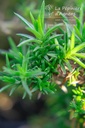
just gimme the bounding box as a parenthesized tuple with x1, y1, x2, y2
(18, 39, 42, 47)
(39, 0, 45, 29)
(6, 54, 10, 68)
(22, 80, 32, 98)
(17, 33, 34, 39)
(71, 42, 85, 54)
(14, 12, 34, 29)
(0, 84, 12, 92)
(26, 27, 42, 39)
(70, 30, 75, 50)
(70, 56, 85, 68)
(8, 37, 18, 52)
(44, 24, 62, 39)
(74, 53, 85, 58)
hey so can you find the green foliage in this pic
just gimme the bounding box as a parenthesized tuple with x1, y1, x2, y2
(0, 1, 85, 126)
(74, 4, 85, 43)
(70, 86, 85, 120)
(0, 1, 60, 99)
(0, 38, 45, 98)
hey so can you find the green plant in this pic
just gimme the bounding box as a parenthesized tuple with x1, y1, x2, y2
(0, 1, 85, 127)
(70, 86, 85, 128)
(0, 1, 62, 99)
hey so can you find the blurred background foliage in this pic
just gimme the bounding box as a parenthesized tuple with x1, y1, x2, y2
(0, 0, 85, 128)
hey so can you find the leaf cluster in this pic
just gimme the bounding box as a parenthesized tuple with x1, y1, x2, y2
(0, 1, 85, 101)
